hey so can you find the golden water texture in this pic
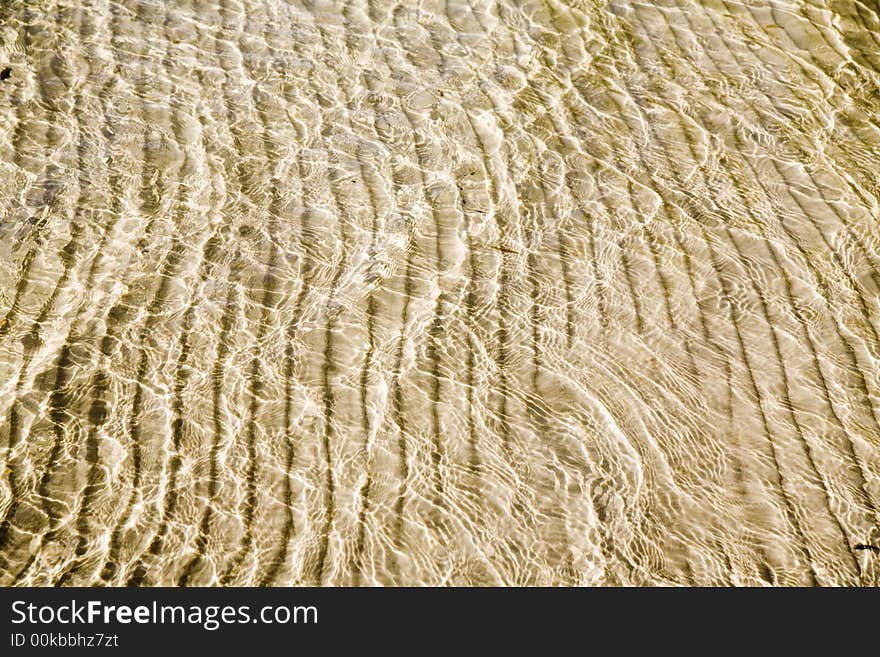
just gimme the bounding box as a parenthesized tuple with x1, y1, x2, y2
(0, 0, 879, 587)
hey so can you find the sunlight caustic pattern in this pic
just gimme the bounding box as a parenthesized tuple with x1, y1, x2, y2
(0, 0, 879, 586)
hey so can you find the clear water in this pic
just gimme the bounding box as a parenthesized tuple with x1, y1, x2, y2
(0, 0, 879, 586)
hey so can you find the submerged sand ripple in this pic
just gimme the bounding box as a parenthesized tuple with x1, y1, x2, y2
(0, 0, 879, 585)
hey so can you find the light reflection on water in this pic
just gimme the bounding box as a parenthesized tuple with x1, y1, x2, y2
(0, 0, 879, 586)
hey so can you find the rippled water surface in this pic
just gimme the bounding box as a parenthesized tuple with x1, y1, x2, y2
(1, 0, 879, 586)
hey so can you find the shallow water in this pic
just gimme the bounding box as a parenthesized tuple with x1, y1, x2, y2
(0, 0, 879, 586)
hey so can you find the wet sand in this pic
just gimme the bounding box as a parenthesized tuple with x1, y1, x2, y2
(0, 0, 879, 586)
